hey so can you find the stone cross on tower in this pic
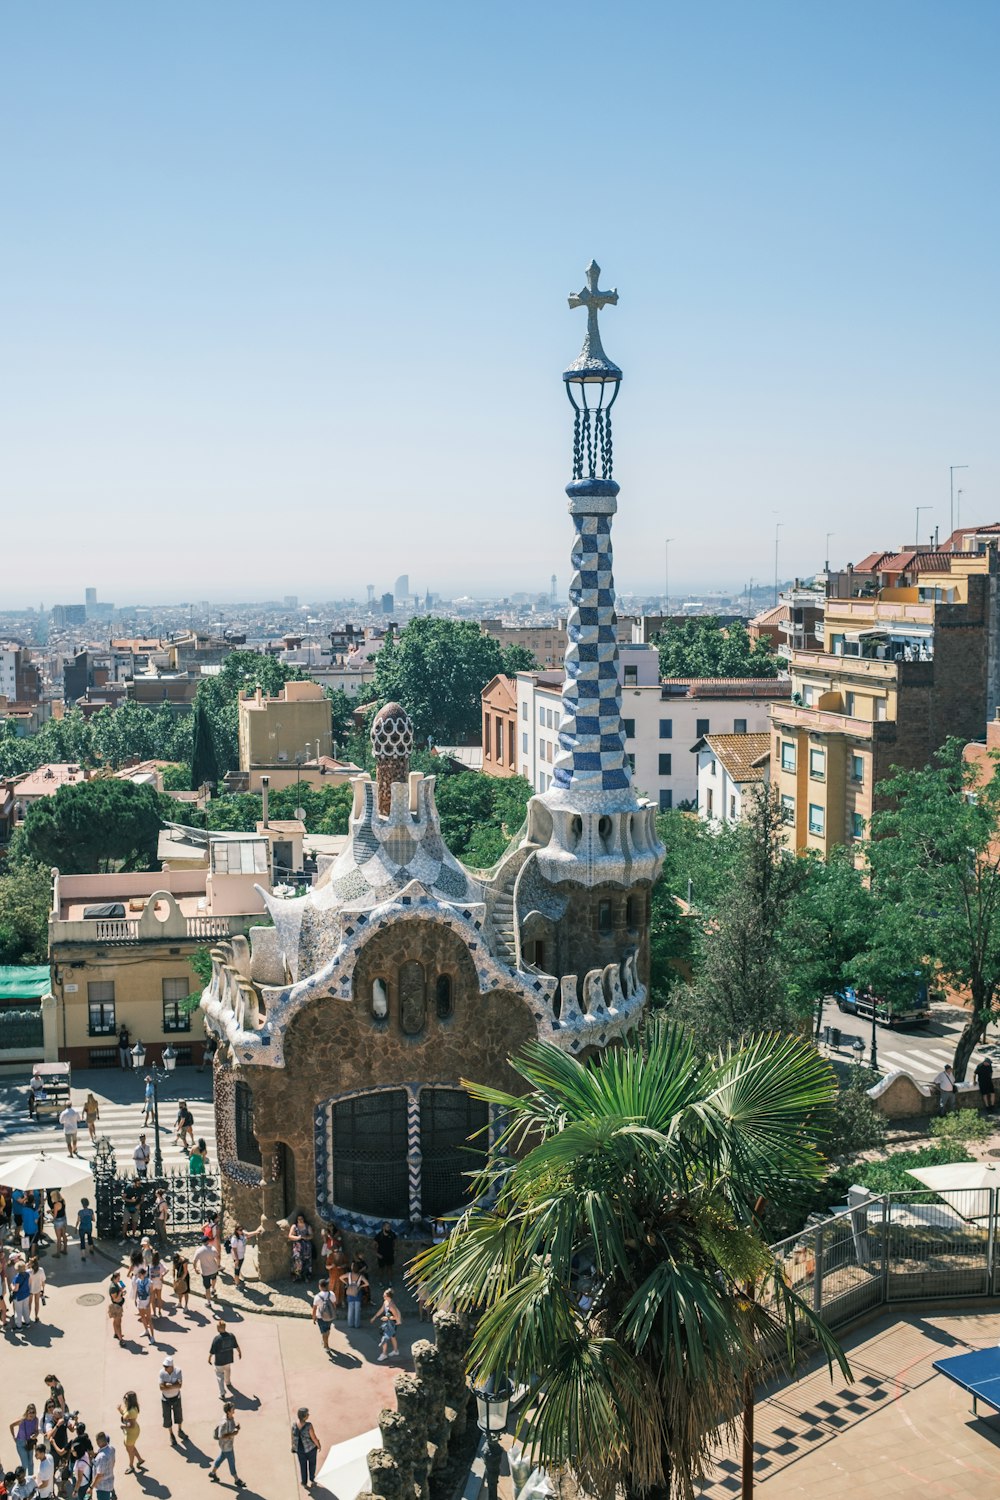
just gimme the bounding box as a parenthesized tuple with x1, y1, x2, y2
(567, 260, 620, 375)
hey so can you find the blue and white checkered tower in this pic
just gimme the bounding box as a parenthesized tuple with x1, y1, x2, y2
(529, 262, 663, 888)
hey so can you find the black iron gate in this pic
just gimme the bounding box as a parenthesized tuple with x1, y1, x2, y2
(90, 1136, 221, 1241)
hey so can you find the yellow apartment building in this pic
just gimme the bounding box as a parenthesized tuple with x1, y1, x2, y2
(237, 679, 333, 770)
(49, 847, 268, 1067)
(771, 533, 1000, 856)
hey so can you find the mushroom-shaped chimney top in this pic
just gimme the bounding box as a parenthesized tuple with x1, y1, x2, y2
(371, 701, 414, 815)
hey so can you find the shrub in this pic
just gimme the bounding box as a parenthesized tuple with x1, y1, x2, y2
(930, 1110, 993, 1143)
(826, 1141, 973, 1199)
(826, 1065, 886, 1157)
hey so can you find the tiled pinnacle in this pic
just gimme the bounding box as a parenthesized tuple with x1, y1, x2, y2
(552, 488, 631, 797)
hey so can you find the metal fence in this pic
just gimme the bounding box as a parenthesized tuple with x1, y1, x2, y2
(90, 1137, 221, 1241)
(771, 1188, 999, 1332)
(0, 1005, 44, 1049)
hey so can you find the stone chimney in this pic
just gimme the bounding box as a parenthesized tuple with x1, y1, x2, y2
(370, 702, 414, 816)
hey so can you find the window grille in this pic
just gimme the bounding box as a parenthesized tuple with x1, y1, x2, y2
(420, 1088, 488, 1217)
(332, 1090, 409, 1219)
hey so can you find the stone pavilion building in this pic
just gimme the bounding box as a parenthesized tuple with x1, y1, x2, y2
(201, 263, 664, 1277)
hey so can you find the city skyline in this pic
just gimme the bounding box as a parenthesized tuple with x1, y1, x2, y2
(2, 2, 998, 607)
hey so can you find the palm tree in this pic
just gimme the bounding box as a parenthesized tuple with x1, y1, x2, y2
(412, 1019, 849, 1500)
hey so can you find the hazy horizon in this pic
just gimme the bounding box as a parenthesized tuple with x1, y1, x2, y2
(3, 1, 997, 610)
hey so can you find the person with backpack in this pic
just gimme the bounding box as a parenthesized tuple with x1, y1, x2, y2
(75, 1199, 95, 1261)
(133, 1264, 154, 1342)
(107, 1271, 126, 1344)
(209, 1403, 244, 1488)
(311, 1278, 338, 1352)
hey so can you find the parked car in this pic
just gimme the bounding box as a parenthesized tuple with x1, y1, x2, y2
(834, 984, 930, 1028)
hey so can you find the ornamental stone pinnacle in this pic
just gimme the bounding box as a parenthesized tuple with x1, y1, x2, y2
(565, 260, 622, 380)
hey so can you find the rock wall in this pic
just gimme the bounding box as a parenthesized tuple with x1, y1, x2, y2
(366, 1311, 472, 1500)
(867, 1070, 980, 1118)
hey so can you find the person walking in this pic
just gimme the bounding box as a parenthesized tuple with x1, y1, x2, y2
(74, 1197, 95, 1261)
(371, 1288, 402, 1361)
(91, 1432, 116, 1500)
(343, 1260, 368, 1329)
(172, 1253, 191, 1313)
(9, 1405, 39, 1474)
(311, 1279, 337, 1352)
(153, 1189, 169, 1251)
(209, 1402, 244, 1488)
(149, 1251, 165, 1317)
(107, 1270, 126, 1343)
(208, 1319, 242, 1397)
(118, 1024, 131, 1070)
(290, 1409, 321, 1490)
(975, 1056, 996, 1110)
(132, 1133, 151, 1180)
(141, 1076, 155, 1128)
(158, 1356, 186, 1445)
(193, 1240, 221, 1303)
(58, 1103, 80, 1159)
(175, 1101, 195, 1152)
(117, 1392, 145, 1475)
(82, 1092, 100, 1143)
(189, 1139, 209, 1197)
(133, 1262, 154, 1342)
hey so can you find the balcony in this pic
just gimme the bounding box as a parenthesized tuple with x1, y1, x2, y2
(770, 702, 875, 738)
(826, 598, 934, 627)
(51, 911, 259, 948)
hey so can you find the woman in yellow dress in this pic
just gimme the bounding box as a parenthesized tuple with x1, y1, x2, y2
(118, 1391, 145, 1474)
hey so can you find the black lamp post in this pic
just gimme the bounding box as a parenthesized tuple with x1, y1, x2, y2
(131, 1040, 177, 1176)
(869, 1003, 879, 1074)
(473, 1377, 512, 1500)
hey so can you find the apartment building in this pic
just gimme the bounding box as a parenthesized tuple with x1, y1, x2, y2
(695, 732, 770, 826)
(517, 646, 788, 809)
(480, 619, 567, 669)
(771, 527, 1000, 856)
(481, 674, 519, 778)
(237, 679, 333, 769)
(49, 846, 267, 1066)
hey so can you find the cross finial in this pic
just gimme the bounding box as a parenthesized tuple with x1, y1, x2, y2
(566, 260, 620, 376)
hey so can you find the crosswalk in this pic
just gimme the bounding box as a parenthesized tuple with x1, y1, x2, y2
(0, 1092, 217, 1174)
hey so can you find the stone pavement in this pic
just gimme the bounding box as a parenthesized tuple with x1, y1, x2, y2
(695, 1308, 1000, 1499)
(0, 1242, 420, 1497)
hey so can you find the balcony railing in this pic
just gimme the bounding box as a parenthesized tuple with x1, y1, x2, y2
(770, 702, 875, 737)
(52, 912, 258, 946)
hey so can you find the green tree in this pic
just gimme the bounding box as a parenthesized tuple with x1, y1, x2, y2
(781, 848, 877, 1034)
(0, 844, 51, 963)
(500, 644, 537, 675)
(430, 769, 532, 861)
(672, 789, 804, 1046)
(324, 687, 357, 749)
(371, 617, 508, 744)
(20, 778, 164, 873)
(192, 650, 309, 775)
(867, 739, 1000, 1080)
(414, 1022, 847, 1500)
(161, 763, 192, 791)
(190, 699, 222, 791)
(656, 617, 779, 679)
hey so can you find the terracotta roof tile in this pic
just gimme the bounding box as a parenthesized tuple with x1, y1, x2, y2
(701, 733, 771, 783)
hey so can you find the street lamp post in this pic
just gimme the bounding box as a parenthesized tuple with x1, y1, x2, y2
(130, 1040, 177, 1176)
(950, 465, 969, 535)
(664, 537, 675, 612)
(870, 1003, 879, 1074)
(473, 1378, 512, 1500)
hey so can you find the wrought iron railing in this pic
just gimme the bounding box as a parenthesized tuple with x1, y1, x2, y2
(770, 1188, 998, 1332)
(90, 1137, 221, 1240)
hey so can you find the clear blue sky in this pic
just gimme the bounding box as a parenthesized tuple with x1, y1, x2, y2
(2, 1, 998, 607)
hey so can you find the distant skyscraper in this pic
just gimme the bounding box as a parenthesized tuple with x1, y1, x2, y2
(85, 587, 97, 607)
(394, 574, 409, 601)
(366, 584, 375, 606)
(551, 573, 557, 605)
(381, 592, 394, 614)
(284, 595, 298, 610)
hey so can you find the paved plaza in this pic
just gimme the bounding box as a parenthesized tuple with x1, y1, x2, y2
(1, 1069, 419, 1497)
(696, 1309, 1000, 1499)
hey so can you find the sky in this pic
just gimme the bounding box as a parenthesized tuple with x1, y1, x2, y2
(2, 1, 999, 607)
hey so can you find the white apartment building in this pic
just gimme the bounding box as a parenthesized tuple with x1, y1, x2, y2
(694, 732, 770, 826)
(0, 647, 17, 701)
(517, 647, 790, 809)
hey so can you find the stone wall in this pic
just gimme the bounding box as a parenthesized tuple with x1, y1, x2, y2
(226, 918, 538, 1276)
(867, 1070, 979, 1119)
(366, 1311, 472, 1500)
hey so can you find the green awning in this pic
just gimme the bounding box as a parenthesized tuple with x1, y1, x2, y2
(0, 966, 51, 1001)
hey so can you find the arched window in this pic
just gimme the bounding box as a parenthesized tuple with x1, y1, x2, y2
(371, 978, 389, 1021)
(420, 1088, 488, 1217)
(234, 1081, 261, 1167)
(332, 1090, 408, 1218)
(435, 974, 453, 1019)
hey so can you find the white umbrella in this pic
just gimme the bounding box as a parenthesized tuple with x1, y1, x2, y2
(0, 1151, 94, 1191)
(315, 1428, 381, 1499)
(906, 1161, 1000, 1221)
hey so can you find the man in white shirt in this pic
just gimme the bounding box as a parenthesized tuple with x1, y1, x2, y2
(133, 1133, 151, 1178)
(935, 1065, 957, 1113)
(159, 1356, 186, 1444)
(91, 1432, 116, 1500)
(34, 1442, 55, 1498)
(58, 1104, 80, 1157)
(193, 1241, 221, 1302)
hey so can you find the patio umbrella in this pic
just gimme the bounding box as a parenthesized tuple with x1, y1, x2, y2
(906, 1161, 1000, 1221)
(315, 1428, 381, 1499)
(0, 1151, 94, 1191)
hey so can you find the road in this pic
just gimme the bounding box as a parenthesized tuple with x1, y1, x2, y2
(817, 998, 1000, 1080)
